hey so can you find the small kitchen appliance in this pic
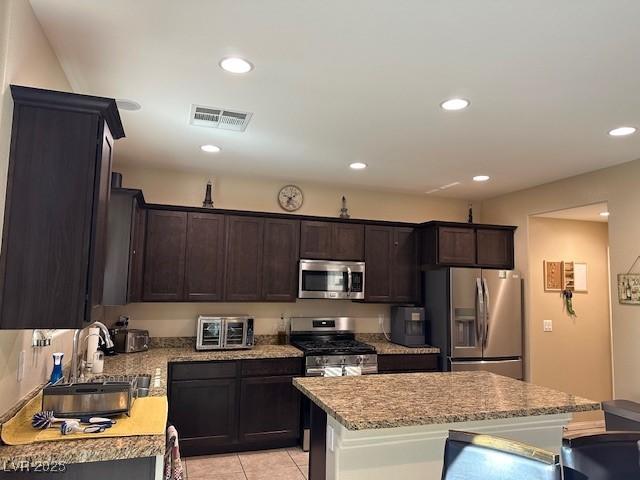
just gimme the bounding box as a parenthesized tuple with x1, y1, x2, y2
(290, 316, 377, 450)
(390, 306, 429, 347)
(109, 328, 150, 353)
(196, 315, 254, 350)
(298, 260, 365, 299)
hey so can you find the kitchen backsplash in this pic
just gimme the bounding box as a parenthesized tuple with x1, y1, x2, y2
(103, 300, 392, 337)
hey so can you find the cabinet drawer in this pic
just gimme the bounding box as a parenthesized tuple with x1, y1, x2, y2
(377, 354, 438, 373)
(241, 358, 303, 377)
(170, 361, 238, 381)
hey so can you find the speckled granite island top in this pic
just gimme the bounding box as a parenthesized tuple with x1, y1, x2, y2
(0, 343, 302, 466)
(293, 371, 601, 430)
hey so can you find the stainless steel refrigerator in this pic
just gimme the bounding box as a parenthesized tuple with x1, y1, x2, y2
(424, 268, 523, 379)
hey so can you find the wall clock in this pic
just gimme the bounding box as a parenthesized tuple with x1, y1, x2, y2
(278, 184, 304, 212)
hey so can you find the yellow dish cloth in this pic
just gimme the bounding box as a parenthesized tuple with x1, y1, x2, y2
(1, 392, 167, 445)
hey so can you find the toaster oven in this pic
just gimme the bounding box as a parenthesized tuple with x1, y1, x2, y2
(196, 315, 255, 350)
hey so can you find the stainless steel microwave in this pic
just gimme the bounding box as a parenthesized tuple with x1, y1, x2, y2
(196, 316, 254, 350)
(298, 260, 365, 300)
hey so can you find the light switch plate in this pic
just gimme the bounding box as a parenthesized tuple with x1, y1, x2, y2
(543, 320, 553, 332)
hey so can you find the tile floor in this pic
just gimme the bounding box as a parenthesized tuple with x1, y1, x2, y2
(184, 448, 309, 480)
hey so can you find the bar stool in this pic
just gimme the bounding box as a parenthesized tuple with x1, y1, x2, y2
(562, 431, 640, 480)
(441, 430, 561, 480)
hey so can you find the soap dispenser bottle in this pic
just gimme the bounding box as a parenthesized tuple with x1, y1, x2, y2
(49, 352, 64, 384)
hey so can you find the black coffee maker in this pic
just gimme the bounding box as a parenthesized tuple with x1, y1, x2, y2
(390, 306, 428, 347)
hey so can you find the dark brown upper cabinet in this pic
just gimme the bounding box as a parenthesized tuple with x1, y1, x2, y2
(225, 216, 265, 301)
(143, 210, 188, 301)
(262, 218, 300, 302)
(365, 226, 418, 303)
(421, 222, 516, 270)
(185, 213, 226, 302)
(300, 221, 364, 261)
(0, 86, 124, 329)
(103, 189, 146, 305)
(476, 228, 514, 269)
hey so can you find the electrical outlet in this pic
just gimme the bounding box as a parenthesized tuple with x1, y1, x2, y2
(17, 350, 25, 382)
(543, 319, 553, 332)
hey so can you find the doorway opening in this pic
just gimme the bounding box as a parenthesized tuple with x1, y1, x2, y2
(528, 202, 613, 432)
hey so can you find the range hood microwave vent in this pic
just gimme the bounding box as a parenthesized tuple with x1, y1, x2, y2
(189, 104, 252, 132)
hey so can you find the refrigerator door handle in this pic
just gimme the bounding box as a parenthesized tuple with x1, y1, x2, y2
(476, 278, 484, 346)
(482, 278, 490, 348)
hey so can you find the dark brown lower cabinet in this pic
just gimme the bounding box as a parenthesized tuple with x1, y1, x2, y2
(169, 378, 237, 455)
(377, 354, 439, 373)
(168, 358, 303, 456)
(239, 375, 301, 444)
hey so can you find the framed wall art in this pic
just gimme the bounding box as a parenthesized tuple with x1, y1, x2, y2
(618, 273, 640, 305)
(544, 261, 563, 291)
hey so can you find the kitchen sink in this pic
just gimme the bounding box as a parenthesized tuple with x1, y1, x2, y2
(89, 373, 152, 398)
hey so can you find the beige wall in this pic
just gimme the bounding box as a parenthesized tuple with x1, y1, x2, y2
(104, 163, 472, 336)
(528, 218, 612, 419)
(0, 0, 76, 415)
(482, 159, 640, 401)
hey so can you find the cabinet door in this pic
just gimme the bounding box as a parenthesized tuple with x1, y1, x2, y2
(0, 106, 99, 329)
(225, 216, 264, 301)
(87, 125, 113, 321)
(333, 223, 365, 261)
(185, 213, 226, 301)
(300, 221, 333, 259)
(392, 228, 418, 303)
(377, 354, 439, 373)
(476, 228, 514, 269)
(262, 218, 300, 302)
(239, 376, 300, 444)
(438, 227, 476, 265)
(169, 378, 237, 448)
(127, 202, 146, 303)
(364, 225, 394, 302)
(142, 210, 187, 301)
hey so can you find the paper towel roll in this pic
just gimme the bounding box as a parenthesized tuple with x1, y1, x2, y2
(86, 327, 100, 368)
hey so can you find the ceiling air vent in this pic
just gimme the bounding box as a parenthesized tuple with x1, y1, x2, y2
(189, 104, 253, 132)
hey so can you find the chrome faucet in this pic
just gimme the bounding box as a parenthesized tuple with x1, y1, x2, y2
(70, 322, 115, 383)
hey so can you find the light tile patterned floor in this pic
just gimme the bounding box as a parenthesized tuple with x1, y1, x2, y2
(185, 448, 309, 480)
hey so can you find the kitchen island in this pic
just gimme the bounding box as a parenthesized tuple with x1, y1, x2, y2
(293, 371, 600, 480)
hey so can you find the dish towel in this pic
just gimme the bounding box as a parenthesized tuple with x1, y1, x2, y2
(164, 425, 184, 480)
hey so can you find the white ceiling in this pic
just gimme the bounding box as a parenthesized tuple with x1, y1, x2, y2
(535, 202, 609, 223)
(30, 0, 640, 199)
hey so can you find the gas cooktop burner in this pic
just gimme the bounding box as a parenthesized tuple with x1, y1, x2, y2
(291, 339, 376, 356)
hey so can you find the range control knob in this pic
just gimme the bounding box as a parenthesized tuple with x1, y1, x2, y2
(356, 355, 364, 365)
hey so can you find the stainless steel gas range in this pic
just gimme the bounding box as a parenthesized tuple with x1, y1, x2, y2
(289, 316, 378, 449)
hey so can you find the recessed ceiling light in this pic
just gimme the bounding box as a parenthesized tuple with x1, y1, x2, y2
(219, 57, 254, 74)
(473, 175, 490, 182)
(349, 162, 367, 170)
(608, 126, 636, 136)
(115, 99, 141, 111)
(201, 144, 221, 153)
(440, 98, 470, 111)
(600, 211, 610, 217)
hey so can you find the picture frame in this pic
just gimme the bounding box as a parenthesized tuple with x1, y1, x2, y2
(618, 273, 640, 305)
(573, 262, 588, 293)
(544, 261, 563, 291)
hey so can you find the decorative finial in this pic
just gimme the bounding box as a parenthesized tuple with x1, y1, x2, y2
(203, 180, 214, 208)
(468, 203, 473, 223)
(340, 196, 350, 219)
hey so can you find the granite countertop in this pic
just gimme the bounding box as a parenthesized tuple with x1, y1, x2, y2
(293, 371, 601, 430)
(0, 342, 302, 467)
(357, 334, 440, 355)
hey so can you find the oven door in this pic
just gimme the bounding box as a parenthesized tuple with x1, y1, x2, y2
(222, 318, 248, 348)
(196, 317, 224, 350)
(298, 260, 365, 299)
